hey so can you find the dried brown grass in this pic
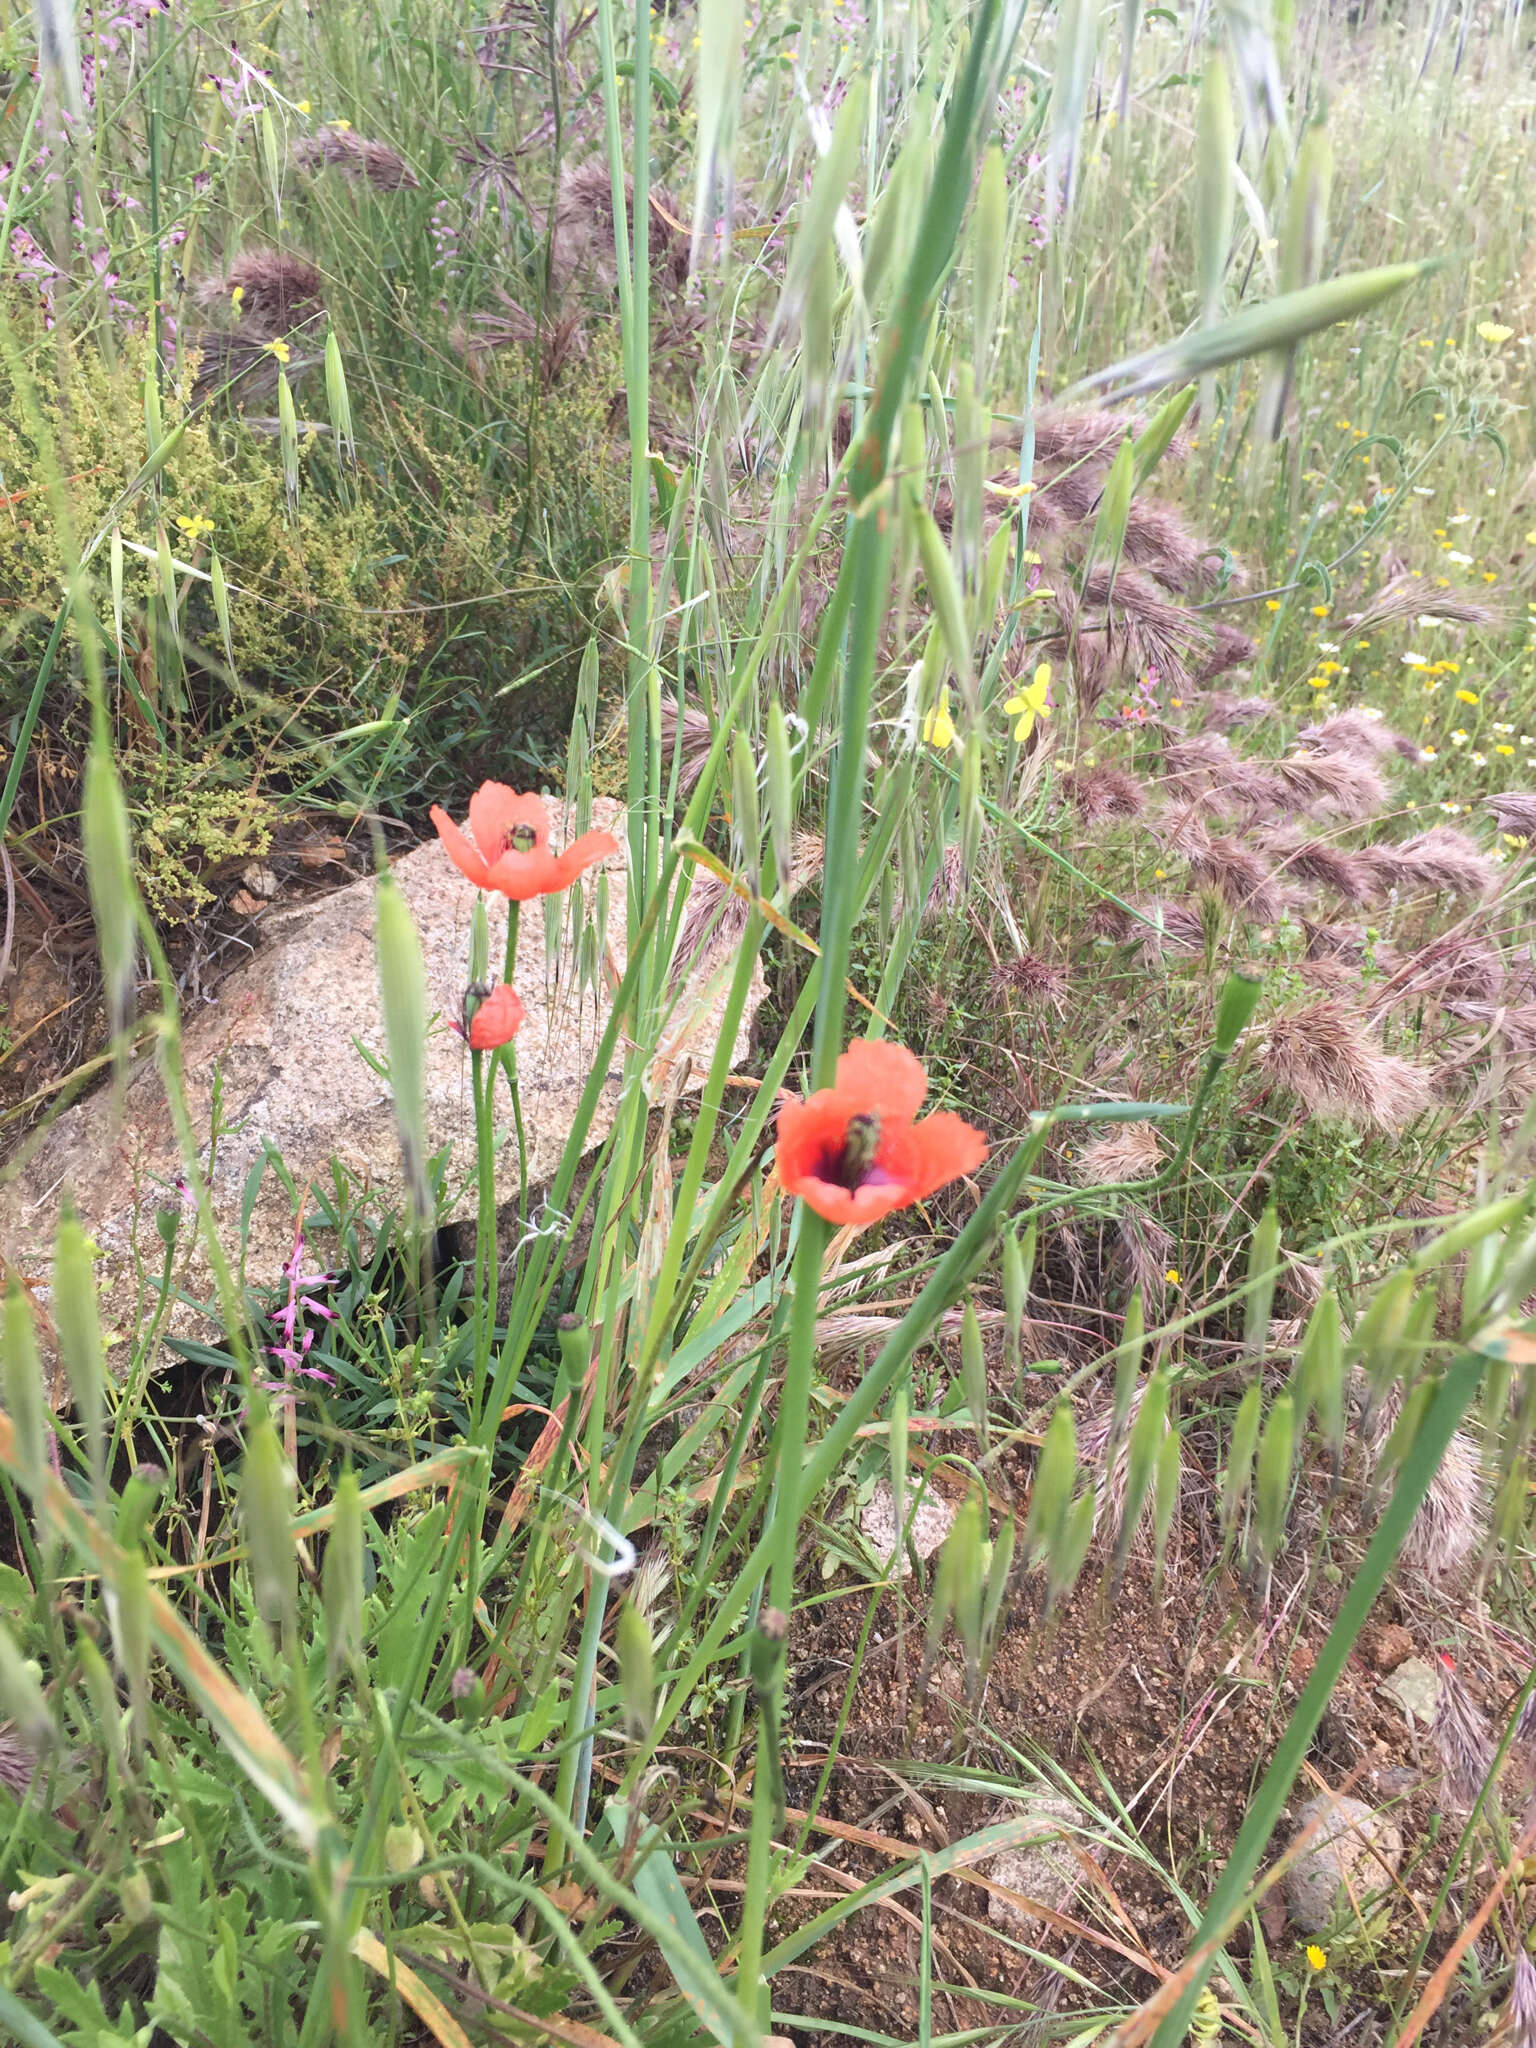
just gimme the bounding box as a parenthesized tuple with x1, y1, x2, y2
(292, 126, 419, 191)
(1261, 1000, 1434, 1128)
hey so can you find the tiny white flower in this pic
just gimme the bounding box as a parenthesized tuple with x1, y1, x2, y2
(1447, 550, 1474, 565)
(1317, 641, 1340, 653)
(1470, 751, 1486, 766)
(1448, 512, 1473, 525)
(1412, 485, 1435, 496)
(1402, 652, 1429, 667)
(1450, 729, 1469, 746)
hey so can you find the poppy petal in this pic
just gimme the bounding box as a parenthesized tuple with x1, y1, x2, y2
(787, 1173, 915, 1227)
(832, 1038, 929, 1121)
(483, 849, 565, 901)
(905, 1111, 988, 1199)
(468, 784, 549, 864)
(468, 983, 525, 1050)
(431, 805, 492, 888)
(551, 829, 620, 889)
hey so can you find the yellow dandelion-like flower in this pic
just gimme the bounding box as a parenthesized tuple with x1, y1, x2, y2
(1455, 688, 1479, 704)
(1476, 321, 1513, 345)
(1306, 1945, 1327, 1972)
(231, 284, 245, 311)
(1307, 677, 1331, 690)
(296, 98, 311, 114)
(267, 338, 292, 364)
(1496, 744, 1514, 756)
(921, 686, 959, 752)
(1004, 663, 1053, 744)
(1265, 598, 1282, 612)
(1165, 1268, 1181, 1287)
(1311, 604, 1330, 618)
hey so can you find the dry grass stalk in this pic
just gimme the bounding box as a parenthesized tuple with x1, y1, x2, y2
(1431, 1657, 1497, 1809)
(1358, 827, 1499, 900)
(292, 126, 419, 190)
(1262, 999, 1434, 1128)
(1184, 832, 1288, 922)
(1485, 791, 1536, 838)
(547, 161, 690, 297)
(1271, 748, 1389, 820)
(195, 250, 325, 338)
(1298, 706, 1408, 761)
(1076, 1122, 1162, 1185)
(1132, 898, 1205, 957)
(992, 952, 1068, 1005)
(1115, 1208, 1173, 1306)
(1345, 575, 1505, 636)
(1198, 691, 1273, 731)
(1442, 1000, 1536, 1053)
(1265, 834, 1383, 906)
(675, 830, 822, 967)
(1061, 765, 1146, 824)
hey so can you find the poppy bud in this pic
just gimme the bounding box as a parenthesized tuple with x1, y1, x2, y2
(1212, 967, 1263, 1057)
(466, 983, 524, 1052)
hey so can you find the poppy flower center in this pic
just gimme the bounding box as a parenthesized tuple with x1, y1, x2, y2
(505, 822, 538, 854)
(818, 1111, 884, 1191)
(461, 979, 491, 1035)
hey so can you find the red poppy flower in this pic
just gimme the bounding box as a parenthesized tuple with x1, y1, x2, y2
(464, 983, 524, 1051)
(776, 1038, 988, 1227)
(430, 783, 618, 901)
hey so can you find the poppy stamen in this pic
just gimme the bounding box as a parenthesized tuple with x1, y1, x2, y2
(507, 822, 537, 853)
(824, 1110, 883, 1190)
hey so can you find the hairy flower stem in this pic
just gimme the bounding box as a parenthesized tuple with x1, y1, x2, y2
(738, 1209, 830, 2005)
(497, 900, 529, 1284)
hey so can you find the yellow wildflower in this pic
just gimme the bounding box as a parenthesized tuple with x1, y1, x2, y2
(1476, 321, 1513, 345)
(1306, 1946, 1327, 1972)
(1455, 689, 1478, 704)
(268, 338, 291, 364)
(922, 687, 959, 752)
(1004, 663, 1053, 744)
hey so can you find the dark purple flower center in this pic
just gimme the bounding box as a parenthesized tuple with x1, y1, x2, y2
(505, 822, 537, 854)
(818, 1111, 885, 1191)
